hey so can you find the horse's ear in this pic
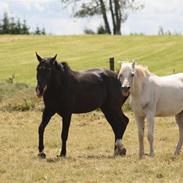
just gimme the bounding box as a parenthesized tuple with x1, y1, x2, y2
(36, 52, 42, 62)
(132, 60, 135, 70)
(118, 61, 125, 66)
(50, 54, 57, 64)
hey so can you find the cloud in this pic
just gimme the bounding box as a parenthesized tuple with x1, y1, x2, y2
(0, 0, 183, 35)
(0, 2, 10, 15)
(125, 0, 183, 34)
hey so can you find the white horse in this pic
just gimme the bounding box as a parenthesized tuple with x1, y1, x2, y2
(118, 62, 183, 158)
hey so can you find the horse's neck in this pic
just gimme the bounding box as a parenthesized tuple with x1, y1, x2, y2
(50, 70, 77, 90)
(131, 75, 149, 101)
(48, 72, 67, 90)
(131, 67, 151, 97)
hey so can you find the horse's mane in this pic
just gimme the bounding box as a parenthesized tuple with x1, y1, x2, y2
(133, 64, 151, 96)
(135, 64, 150, 79)
(61, 62, 70, 72)
(56, 61, 71, 72)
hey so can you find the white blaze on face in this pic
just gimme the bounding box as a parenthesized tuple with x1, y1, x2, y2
(118, 63, 135, 97)
(122, 78, 130, 89)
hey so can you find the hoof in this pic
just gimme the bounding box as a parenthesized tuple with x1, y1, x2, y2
(149, 153, 155, 158)
(119, 147, 126, 156)
(38, 152, 46, 159)
(57, 154, 66, 158)
(114, 146, 126, 156)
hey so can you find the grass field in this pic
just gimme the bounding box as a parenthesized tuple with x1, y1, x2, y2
(1, 35, 183, 183)
(1, 35, 183, 83)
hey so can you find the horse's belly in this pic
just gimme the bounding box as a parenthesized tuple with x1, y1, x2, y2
(156, 84, 183, 116)
(156, 102, 183, 116)
(73, 101, 102, 113)
(73, 94, 105, 113)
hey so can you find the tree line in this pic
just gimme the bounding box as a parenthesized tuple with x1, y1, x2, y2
(0, 13, 46, 35)
(61, 0, 143, 35)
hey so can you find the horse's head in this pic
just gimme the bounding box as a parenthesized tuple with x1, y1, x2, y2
(35, 52, 57, 98)
(118, 62, 135, 97)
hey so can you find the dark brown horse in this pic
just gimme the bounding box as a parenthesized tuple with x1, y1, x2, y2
(35, 53, 129, 158)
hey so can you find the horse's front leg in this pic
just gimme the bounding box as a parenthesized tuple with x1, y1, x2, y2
(146, 113, 155, 157)
(59, 113, 72, 157)
(135, 115, 145, 159)
(38, 107, 55, 159)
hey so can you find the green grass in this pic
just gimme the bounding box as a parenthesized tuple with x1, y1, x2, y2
(1, 35, 183, 183)
(0, 35, 183, 84)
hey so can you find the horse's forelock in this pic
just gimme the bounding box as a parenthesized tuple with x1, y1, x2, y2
(119, 62, 131, 74)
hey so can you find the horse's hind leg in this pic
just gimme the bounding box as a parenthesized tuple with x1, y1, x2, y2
(146, 113, 155, 157)
(101, 106, 129, 156)
(174, 111, 183, 155)
(59, 113, 72, 157)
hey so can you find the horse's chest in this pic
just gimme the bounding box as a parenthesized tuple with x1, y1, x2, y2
(130, 99, 146, 116)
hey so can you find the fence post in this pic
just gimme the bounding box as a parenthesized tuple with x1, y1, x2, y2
(109, 57, 115, 71)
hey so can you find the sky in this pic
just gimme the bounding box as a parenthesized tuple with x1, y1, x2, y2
(0, 0, 182, 35)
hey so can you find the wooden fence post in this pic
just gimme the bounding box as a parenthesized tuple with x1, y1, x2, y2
(109, 57, 115, 71)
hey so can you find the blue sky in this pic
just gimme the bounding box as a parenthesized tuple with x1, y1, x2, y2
(0, 0, 183, 35)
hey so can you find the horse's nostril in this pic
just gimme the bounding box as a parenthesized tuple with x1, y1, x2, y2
(121, 86, 130, 90)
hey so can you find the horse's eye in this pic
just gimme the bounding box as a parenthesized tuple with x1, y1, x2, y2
(131, 72, 135, 77)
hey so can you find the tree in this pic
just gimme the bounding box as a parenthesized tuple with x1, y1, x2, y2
(22, 20, 29, 34)
(2, 12, 10, 34)
(34, 26, 41, 35)
(9, 17, 16, 34)
(61, 0, 143, 35)
(41, 28, 46, 35)
(0, 13, 46, 35)
(158, 26, 164, 35)
(15, 19, 22, 34)
(97, 25, 107, 34)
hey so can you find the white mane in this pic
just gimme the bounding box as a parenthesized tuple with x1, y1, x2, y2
(132, 63, 151, 96)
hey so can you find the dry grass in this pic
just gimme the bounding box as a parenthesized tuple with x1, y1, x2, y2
(1, 35, 183, 182)
(0, 110, 183, 183)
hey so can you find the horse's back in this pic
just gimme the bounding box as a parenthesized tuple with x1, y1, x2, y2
(74, 69, 127, 112)
(157, 73, 183, 83)
(149, 74, 183, 116)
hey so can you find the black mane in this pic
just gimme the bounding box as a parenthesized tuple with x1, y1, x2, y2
(56, 61, 70, 72)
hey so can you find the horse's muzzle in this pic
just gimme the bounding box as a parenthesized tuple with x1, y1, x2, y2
(36, 85, 47, 98)
(36, 86, 42, 98)
(121, 86, 130, 97)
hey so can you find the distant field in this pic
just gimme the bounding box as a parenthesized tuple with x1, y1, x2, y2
(0, 35, 183, 84)
(1, 35, 183, 183)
